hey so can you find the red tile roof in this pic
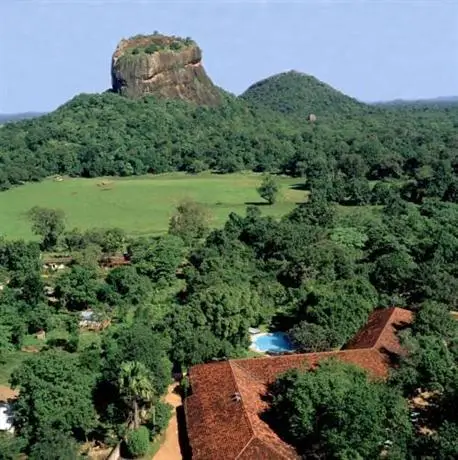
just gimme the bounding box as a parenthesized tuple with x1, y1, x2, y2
(344, 306, 413, 355)
(185, 307, 413, 460)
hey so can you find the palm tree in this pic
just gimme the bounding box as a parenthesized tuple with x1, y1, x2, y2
(118, 361, 156, 429)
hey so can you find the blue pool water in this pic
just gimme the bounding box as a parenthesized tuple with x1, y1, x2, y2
(252, 332, 295, 353)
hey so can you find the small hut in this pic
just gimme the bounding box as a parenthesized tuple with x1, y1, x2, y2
(36, 330, 46, 341)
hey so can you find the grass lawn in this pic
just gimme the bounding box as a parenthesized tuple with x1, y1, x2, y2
(0, 351, 32, 386)
(0, 172, 306, 239)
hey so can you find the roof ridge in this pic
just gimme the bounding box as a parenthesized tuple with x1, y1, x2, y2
(231, 348, 373, 366)
(236, 437, 297, 460)
(230, 360, 268, 384)
(228, 361, 256, 454)
(235, 436, 256, 460)
(371, 307, 397, 351)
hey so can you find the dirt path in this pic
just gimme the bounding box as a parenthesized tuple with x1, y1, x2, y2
(154, 383, 182, 460)
(0, 385, 18, 402)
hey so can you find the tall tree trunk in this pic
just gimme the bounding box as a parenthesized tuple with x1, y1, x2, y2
(133, 399, 140, 429)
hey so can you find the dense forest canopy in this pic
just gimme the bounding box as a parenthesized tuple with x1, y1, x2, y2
(0, 71, 456, 205)
(240, 70, 371, 116)
(0, 54, 457, 458)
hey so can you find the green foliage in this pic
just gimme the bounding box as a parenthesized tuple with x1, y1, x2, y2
(168, 199, 211, 245)
(413, 301, 458, 339)
(287, 192, 335, 227)
(127, 235, 184, 283)
(0, 64, 457, 456)
(147, 401, 172, 436)
(0, 432, 25, 460)
(303, 278, 378, 346)
(0, 84, 455, 201)
(64, 227, 125, 254)
(124, 426, 150, 458)
(270, 360, 412, 458)
(27, 206, 65, 250)
(28, 430, 81, 460)
(54, 265, 100, 310)
(257, 174, 279, 205)
(372, 181, 398, 205)
(118, 361, 156, 428)
(103, 266, 152, 306)
(10, 350, 97, 448)
(288, 321, 335, 352)
(102, 321, 171, 395)
(144, 44, 159, 54)
(241, 70, 368, 117)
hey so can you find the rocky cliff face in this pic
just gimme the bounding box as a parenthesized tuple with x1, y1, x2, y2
(111, 34, 222, 106)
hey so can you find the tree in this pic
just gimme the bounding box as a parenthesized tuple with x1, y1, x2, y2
(270, 359, 412, 459)
(124, 426, 150, 458)
(28, 430, 81, 460)
(371, 181, 397, 205)
(118, 361, 156, 429)
(103, 266, 151, 306)
(102, 322, 171, 395)
(370, 250, 418, 299)
(0, 432, 24, 460)
(287, 191, 335, 228)
(99, 228, 126, 255)
(288, 321, 335, 352)
(413, 301, 458, 339)
(127, 235, 184, 283)
(257, 174, 279, 205)
(391, 333, 457, 394)
(10, 351, 97, 448)
(188, 281, 261, 346)
(54, 265, 100, 310)
(168, 199, 211, 245)
(303, 278, 378, 346)
(27, 206, 65, 250)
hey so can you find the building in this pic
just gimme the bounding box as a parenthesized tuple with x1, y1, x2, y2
(0, 402, 13, 432)
(184, 307, 413, 460)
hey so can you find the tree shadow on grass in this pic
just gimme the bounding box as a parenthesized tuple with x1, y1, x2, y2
(289, 182, 308, 191)
(244, 201, 270, 206)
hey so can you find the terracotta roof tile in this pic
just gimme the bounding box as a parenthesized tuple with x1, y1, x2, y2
(185, 307, 413, 460)
(344, 307, 413, 355)
(185, 362, 253, 460)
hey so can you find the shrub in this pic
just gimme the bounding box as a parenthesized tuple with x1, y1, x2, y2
(145, 44, 159, 54)
(187, 159, 207, 174)
(124, 426, 150, 458)
(148, 401, 173, 436)
(169, 41, 182, 51)
(371, 181, 396, 205)
(28, 430, 81, 460)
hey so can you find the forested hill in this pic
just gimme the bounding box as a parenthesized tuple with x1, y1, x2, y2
(240, 70, 371, 118)
(373, 96, 458, 108)
(0, 69, 457, 202)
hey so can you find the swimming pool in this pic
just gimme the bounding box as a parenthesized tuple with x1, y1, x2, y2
(250, 332, 295, 353)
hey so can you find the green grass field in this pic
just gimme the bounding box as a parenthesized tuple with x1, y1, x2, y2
(0, 172, 306, 239)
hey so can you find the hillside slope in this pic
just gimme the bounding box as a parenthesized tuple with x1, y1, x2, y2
(240, 70, 369, 118)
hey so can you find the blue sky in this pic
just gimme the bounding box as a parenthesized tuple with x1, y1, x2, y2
(1, 0, 457, 113)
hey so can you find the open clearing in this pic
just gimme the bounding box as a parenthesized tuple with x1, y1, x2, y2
(0, 172, 305, 240)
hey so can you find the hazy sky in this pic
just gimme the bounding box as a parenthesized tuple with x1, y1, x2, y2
(1, 0, 457, 113)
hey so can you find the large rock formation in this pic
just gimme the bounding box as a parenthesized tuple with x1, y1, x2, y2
(111, 34, 222, 106)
